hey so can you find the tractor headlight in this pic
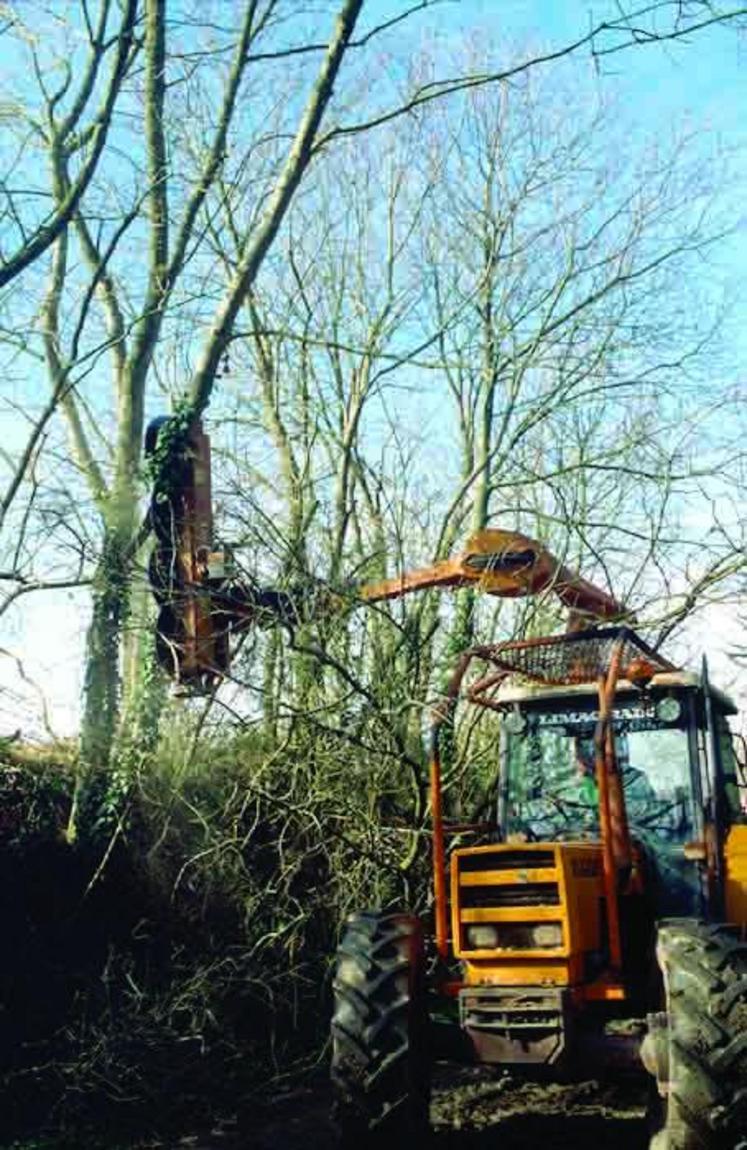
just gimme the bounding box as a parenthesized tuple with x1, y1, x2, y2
(465, 922, 563, 951)
(465, 925, 499, 949)
(530, 923, 563, 948)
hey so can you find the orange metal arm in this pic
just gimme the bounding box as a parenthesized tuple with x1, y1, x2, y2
(428, 646, 495, 959)
(148, 416, 627, 684)
(360, 528, 626, 623)
(594, 644, 627, 977)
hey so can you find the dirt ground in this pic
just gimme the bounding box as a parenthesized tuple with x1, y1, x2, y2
(239, 1068, 649, 1150)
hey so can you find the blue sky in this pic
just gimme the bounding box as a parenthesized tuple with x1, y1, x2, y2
(433, 1, 747, 181)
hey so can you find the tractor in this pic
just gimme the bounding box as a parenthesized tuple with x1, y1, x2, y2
(144, 416, 747, 1149)
(329, 627, 747, 1149)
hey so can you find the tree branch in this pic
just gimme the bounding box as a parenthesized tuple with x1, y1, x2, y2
(188, 0, 365, 416)
(0, 0, 137, 288)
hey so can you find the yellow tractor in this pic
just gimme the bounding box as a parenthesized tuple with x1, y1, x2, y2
(145, 417, 747, 1149)
(329, 624, 747, 1149)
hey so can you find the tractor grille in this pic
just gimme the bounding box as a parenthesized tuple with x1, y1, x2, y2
(458, 849, 555, 872)
(454, 847, 564, 954)
(460, 883, 560, 908)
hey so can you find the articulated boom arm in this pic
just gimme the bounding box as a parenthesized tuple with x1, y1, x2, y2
(359, 528, 624, 623)
(146, 418, 626, 685)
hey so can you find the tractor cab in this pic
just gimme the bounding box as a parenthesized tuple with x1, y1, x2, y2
(495, 668, 743, 917)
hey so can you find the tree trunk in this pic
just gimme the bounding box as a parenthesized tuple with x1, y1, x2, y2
(117, 572, 167, 760)
(80, 527, 131, 771)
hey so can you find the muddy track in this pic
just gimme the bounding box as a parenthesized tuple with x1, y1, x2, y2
(245, 1070, 648, 1150)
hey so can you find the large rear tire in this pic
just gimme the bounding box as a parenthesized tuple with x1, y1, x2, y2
(330, 910, 430, 1147)
(644, 919, 747, 1149)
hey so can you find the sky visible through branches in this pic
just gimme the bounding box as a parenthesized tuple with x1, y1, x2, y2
(0, 0, 745, 738)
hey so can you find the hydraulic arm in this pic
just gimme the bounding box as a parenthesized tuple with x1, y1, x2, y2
(146, 418, 626, 685)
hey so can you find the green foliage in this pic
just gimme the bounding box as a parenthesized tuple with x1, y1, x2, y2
(142, 398, 197, 499)
(0, 755, 72, 850)
(0, 714, 433, 1146)
(79, 532, 133, 782)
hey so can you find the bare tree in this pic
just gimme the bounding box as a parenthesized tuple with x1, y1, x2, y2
(0, 0, 745, 821)
(415, 63, 739, 654)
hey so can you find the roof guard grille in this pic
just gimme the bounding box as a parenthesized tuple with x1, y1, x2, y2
(469, 626, 674, 692)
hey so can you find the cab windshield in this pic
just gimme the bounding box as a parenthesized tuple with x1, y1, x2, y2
(502, 696, 696, 845)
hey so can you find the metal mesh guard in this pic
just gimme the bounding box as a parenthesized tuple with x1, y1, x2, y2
(481, 627, 674, 687)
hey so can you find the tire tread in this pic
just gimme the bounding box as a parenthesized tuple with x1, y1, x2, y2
(330, 910, 429, 1145)
(650, 918, 747, 1148)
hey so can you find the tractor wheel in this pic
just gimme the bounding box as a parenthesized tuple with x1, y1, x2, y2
(330, 910, 430, 1147)
(642, 919, 747, 1149)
